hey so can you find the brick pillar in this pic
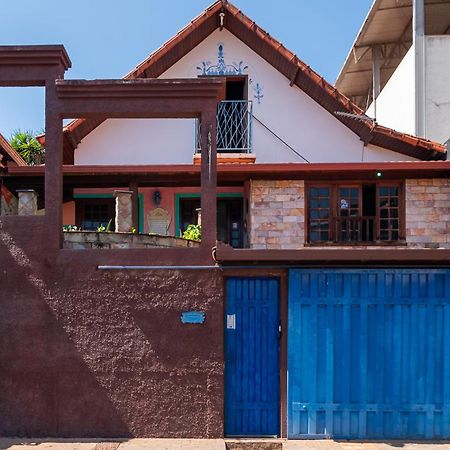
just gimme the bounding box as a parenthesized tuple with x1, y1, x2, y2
(114, 190, 133, 232)
(17, 189, 38, 216)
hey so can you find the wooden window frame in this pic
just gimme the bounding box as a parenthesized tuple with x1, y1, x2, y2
(305, 180, 406, 246)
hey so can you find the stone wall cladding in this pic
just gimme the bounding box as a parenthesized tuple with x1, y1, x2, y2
(406, 178, 450, 249)
(63, 231, 200, 249)
(250, 180, 305, 249)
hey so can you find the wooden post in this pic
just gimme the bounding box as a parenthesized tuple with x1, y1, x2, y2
(44, 80, 64, 251)
(200, 107, 217, 250)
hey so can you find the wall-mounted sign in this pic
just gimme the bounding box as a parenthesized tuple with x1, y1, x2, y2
(227, 314, 236, 330)
(181, 311, 205, 324)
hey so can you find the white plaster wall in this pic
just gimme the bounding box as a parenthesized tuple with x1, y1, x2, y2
(75, 29, 417, 164)
(367, 46, 416, 137)
(75, 118, 195, 164)
(425, 36, 450, 147)
(364, 144, 417, 162)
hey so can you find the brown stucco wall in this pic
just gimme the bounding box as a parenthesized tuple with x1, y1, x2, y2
(406, 178, 450, 249)
(0, 216, 224, 438)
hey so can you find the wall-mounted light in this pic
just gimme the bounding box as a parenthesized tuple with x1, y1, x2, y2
(153, 190, 161, 206)
(376, 171, 382, 178)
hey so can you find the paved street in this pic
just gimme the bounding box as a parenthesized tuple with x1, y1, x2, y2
(1, 439, 450, 450)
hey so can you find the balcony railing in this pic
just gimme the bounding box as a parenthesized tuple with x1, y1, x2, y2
(334, 216, 376, 243)
(196, 100, 253, 153)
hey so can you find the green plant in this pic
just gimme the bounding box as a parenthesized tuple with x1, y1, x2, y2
(9, 130, 45, 165)
(62, 225, 79, 232)
(182, 224, 201, 241)
(96, 219, 113, 233)
(131, 226, 137, 234)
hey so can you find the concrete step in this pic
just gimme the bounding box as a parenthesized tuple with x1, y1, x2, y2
(225, 439, 284, 450)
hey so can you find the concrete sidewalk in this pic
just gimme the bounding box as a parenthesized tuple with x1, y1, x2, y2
(1, 439, 450, 450)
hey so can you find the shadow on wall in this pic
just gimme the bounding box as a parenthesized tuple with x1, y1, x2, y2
(0, 216, 224, 438)
(0, 224, 130, 438)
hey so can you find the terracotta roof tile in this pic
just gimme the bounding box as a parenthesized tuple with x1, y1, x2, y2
(45, 0, 446, 162)
(0, 131, 26, 167)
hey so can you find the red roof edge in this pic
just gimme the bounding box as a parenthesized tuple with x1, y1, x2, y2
(44, 0, 447, 162)
(0, 131, 26, 167)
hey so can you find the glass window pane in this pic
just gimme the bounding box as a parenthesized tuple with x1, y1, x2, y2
(310, 231, 319, 241)
(380, 187, 388, 196)
(389, 187, 398, 196)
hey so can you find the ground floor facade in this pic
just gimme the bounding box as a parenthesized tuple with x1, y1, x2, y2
(1, 216, 449, 440)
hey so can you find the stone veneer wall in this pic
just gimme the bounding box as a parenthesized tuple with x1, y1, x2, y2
(63, 231, 200, 249)
(406, 178, 450, 249)
(249, 180, 305, 249)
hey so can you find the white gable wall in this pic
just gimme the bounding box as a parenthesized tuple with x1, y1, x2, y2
(366, 46, 416, 137)
(75, 29, 417, 164)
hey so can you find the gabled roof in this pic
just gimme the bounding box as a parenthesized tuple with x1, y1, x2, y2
(0, 131, 26, 168)
(44, 0, 446, 162)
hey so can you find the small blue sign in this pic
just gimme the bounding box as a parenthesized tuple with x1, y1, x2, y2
(181, 311, 205, 324)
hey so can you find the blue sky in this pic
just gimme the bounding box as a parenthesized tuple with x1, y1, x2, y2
(0, 0, 372, 139)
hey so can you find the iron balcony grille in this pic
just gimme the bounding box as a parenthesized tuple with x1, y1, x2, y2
(196, 100, 253, 153)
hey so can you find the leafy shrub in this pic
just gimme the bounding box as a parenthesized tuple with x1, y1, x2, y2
(182, 224, 201, 241)
(96, 219, 112, 232)
(10, 130, 45, 165)
(62, 225, 79, 232)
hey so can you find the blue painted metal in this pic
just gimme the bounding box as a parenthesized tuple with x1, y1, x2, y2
(180, 311, 205, 324)
(197, 44, 248, 76)
(225, 277, 280, 436)
(288, 269, 450, 440)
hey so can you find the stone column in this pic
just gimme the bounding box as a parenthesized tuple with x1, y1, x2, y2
(196, 207, 202, 226)
(114, 190, 133, 232)
(17, 189, 38, 216)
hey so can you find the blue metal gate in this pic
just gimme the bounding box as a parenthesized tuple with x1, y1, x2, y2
(288, 269, 450, 439)
(225, 278, 280, 436)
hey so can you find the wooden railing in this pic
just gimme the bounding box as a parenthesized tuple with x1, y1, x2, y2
(333, 216, 376, 243)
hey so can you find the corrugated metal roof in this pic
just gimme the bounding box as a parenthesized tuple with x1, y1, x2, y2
(336, 0, 450, 108)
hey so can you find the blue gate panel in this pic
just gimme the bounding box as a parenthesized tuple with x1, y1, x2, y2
(225, 278, 280, 436)
(288, 269, 450, 440)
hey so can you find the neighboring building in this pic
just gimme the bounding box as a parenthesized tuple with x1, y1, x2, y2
(0, 0, 449, 443)
(336, 0, 450, 150)
(0, 132, 24, 215)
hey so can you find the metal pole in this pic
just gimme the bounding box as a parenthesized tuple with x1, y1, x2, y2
(413, 0, 426, 137)
(372, 45, 381, 120)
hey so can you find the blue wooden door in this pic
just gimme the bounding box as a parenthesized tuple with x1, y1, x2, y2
(288, 269, 450, 439)
(225, 278, 280, 436)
